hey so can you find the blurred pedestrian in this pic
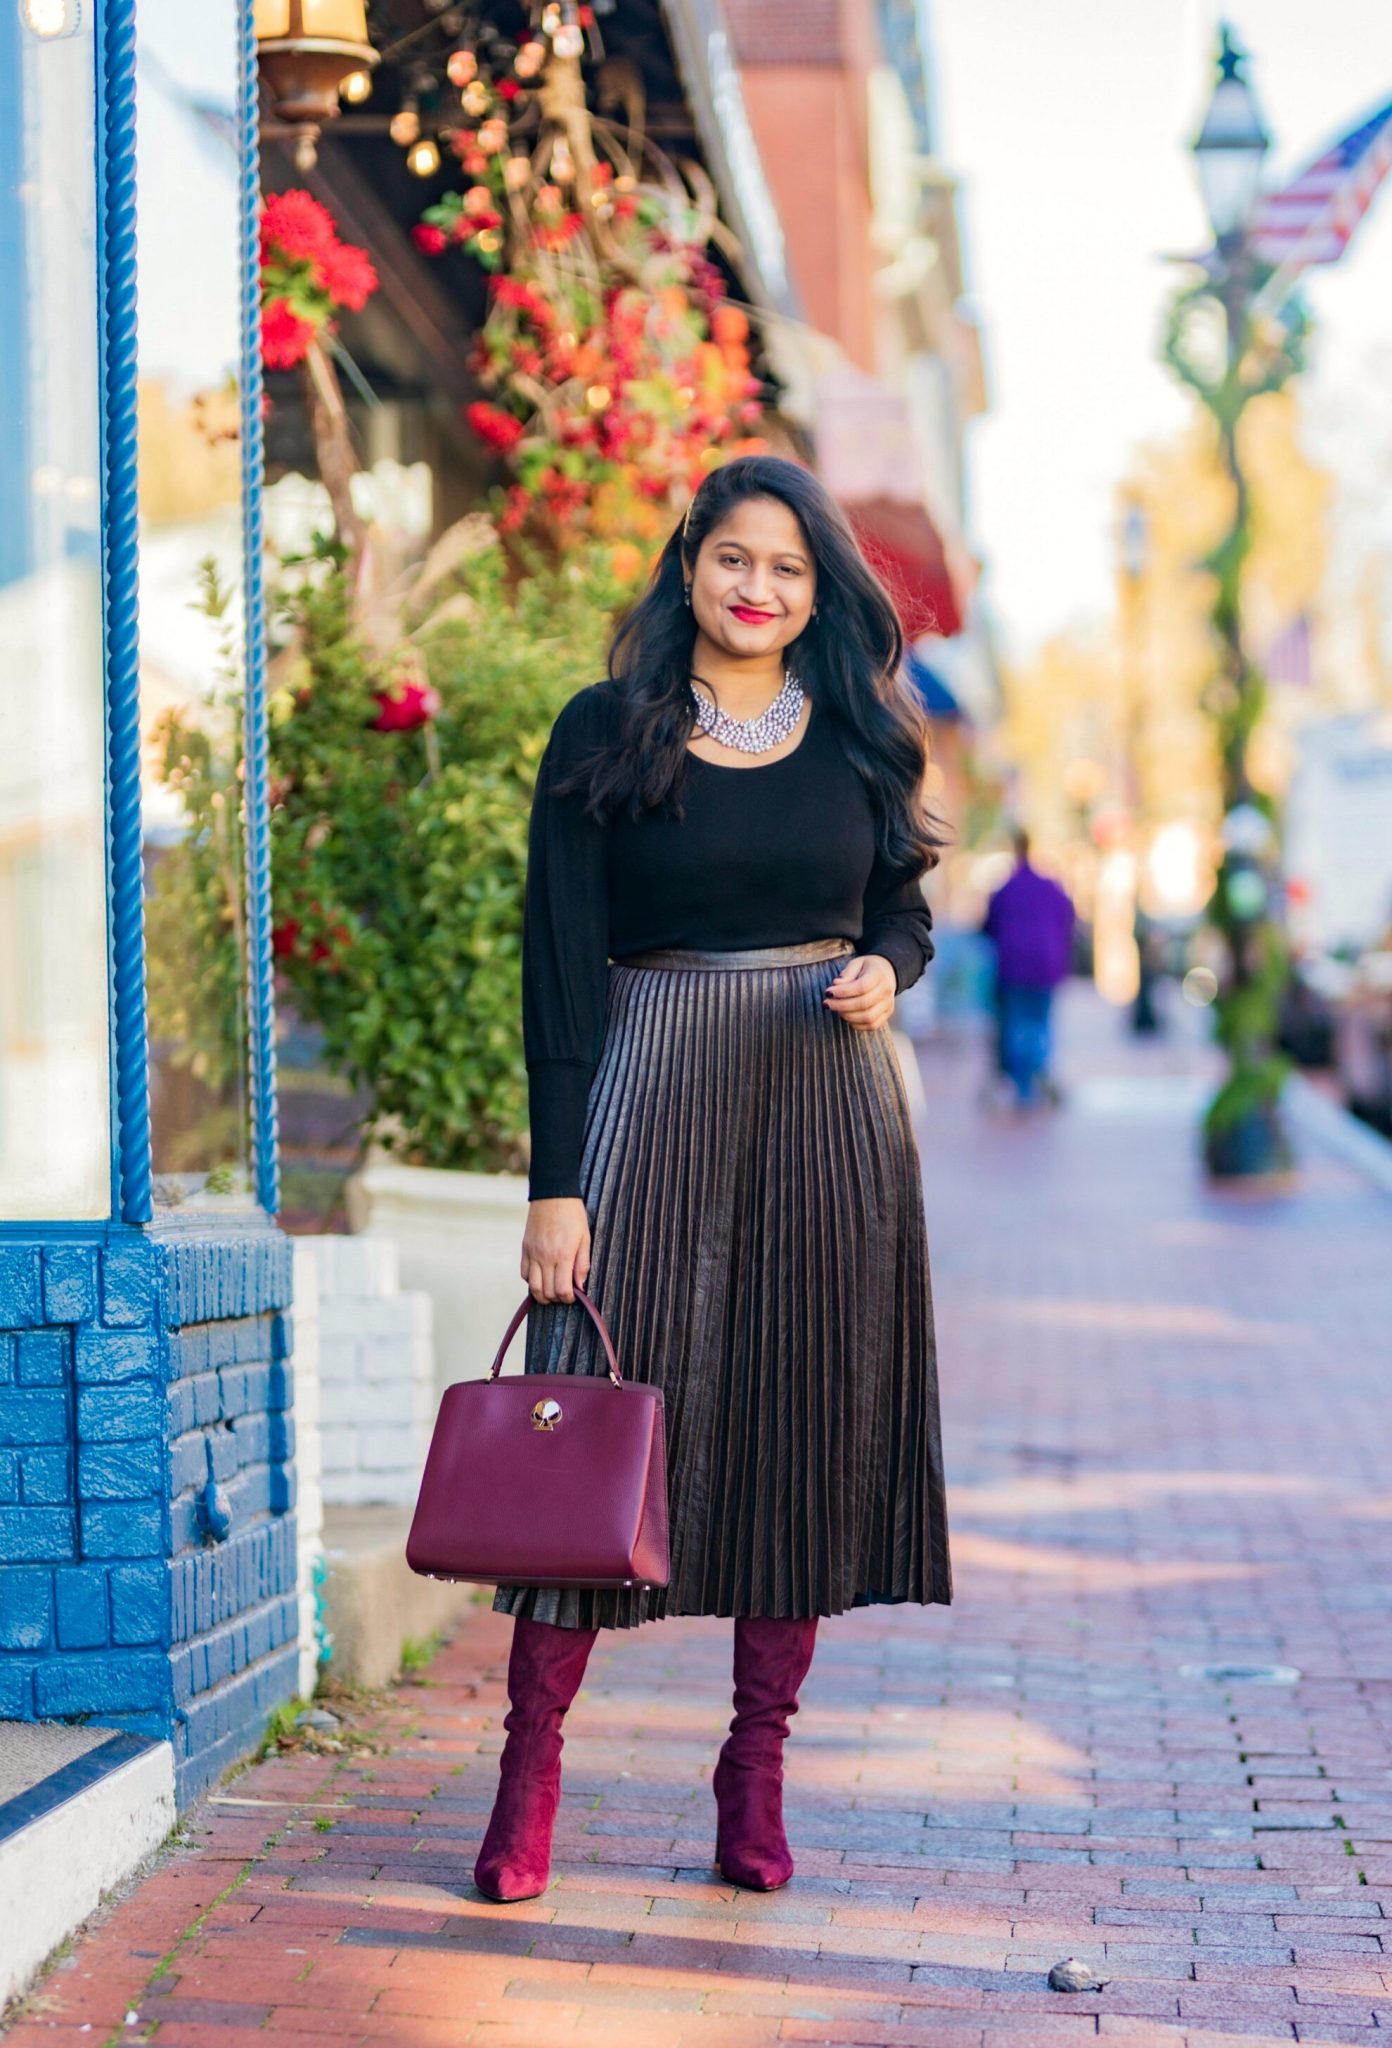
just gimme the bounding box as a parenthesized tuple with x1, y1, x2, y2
(1132, 908, 1165, 1036)
(983, 829, 1075, 1105)
(473, 455, 952, 1906)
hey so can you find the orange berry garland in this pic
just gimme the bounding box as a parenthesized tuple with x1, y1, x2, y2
(404, 58, 767, 549)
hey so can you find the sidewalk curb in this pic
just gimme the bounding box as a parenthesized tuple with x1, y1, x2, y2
(0, 1734, 175, 2010)
(1287, 1072, 1392, 1197)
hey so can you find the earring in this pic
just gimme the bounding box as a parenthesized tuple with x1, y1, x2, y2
(683, 584, 691, 606)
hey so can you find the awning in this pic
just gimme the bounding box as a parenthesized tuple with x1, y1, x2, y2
(911, 624, 1003, 727)
(847, 497, 963, 640)
(812, 362, 967, 638)
(905, 651, 964, 722)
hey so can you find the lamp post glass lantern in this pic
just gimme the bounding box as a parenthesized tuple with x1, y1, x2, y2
(1192, 24, 1270, 243)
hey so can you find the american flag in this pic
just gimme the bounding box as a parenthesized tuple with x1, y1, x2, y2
(1260, 613, 1313, 690)
(1248, 98, 1392, 272)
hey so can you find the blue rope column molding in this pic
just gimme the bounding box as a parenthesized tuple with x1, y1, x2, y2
(237, 0, 281, 1215)
(100, 0, 153, 1226)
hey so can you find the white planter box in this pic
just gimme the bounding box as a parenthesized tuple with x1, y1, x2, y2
(346, 1157, 531, 1406)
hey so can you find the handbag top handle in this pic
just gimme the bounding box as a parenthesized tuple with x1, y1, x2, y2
(488, 1284, 623, 1388)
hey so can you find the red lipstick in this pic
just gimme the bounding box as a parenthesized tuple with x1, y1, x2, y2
(729, 605, 776, 623)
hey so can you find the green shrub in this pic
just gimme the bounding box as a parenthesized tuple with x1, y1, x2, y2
(266, 531, 620, 1174)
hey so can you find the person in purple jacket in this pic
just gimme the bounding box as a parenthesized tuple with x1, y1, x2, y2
(983, 829, 1076, 1104)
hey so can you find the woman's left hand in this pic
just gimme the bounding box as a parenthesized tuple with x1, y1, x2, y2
(823, 952, 897, 1031)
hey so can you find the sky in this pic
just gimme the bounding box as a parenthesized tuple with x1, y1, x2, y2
(930, 0, 1392, 662)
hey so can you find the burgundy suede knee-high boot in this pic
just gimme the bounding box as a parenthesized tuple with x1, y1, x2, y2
(474, 1616, 599, 1903)
(713, 1616, 819, 1890)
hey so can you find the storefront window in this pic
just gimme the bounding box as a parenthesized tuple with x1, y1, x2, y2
(137, 0, 253, 1203)
(0, 7, 110, 1222)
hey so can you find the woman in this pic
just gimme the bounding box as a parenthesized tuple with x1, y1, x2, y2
(476, 454, 951, 1905)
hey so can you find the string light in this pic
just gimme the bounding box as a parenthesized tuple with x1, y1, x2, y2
(461, 78, 490, 116)
(446, 47, 477, 87)
(552, 0, 585, 58)
(540, 3, 561, 32)
(340, 68, 373, 103)
(550, 137, 575, 183)
(515, 38, 546, 77)
(390, 102, 421, 146)
(475, 229, 502, 254)
(407, 136, 442, 177)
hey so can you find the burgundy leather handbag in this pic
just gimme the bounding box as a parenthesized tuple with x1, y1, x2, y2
(405, 1286, 670, 1590)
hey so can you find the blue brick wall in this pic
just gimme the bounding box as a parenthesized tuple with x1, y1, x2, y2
(0, 1228, 298, 1803)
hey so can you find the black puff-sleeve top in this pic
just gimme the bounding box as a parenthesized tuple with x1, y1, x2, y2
(523, 680, 935, 1199)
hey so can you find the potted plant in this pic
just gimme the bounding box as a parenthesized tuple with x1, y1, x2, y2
(267, 525, 619, 1393)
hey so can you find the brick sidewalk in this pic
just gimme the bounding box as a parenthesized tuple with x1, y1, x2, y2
(7, 991, 1391, 2048)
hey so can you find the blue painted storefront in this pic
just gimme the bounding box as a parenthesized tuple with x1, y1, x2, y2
(0, 0, 296, 1803)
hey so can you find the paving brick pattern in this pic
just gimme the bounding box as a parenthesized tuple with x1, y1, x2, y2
(7, 995, 1391, 2047)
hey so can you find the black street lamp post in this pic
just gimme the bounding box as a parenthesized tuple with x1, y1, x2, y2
(1162, 22, 1310, 1176)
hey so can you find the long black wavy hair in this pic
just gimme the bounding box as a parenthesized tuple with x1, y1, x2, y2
(552, 454, 946, 878)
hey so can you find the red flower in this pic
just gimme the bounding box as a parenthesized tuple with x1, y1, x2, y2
(498, 484, 531, 534)
(261, 189, 335, 263)
(261, 297, 315, 369)
(467, 209, 503, 234)
(370, 680, 442, 732)
(272, 918, 301, 960)
(497, 78, 521, 100)
(535, 211, 585, 251)
(465, 400, 526, 452)
(318, 240, 378, 312)
(492, 276, 553, 325)
(412, 223, 448, 256)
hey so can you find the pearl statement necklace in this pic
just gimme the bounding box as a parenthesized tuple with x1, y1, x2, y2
(689, 671, 805, 755)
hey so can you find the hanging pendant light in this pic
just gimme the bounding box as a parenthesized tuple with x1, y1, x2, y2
(255, 0, 379, 170)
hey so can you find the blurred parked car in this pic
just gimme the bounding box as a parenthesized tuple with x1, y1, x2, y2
(1332, 946, 1392, 1133)
(1283, 714, 1392, 1130)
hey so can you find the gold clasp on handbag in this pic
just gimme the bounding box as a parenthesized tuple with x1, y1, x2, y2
(531, 1397, 563, 1432)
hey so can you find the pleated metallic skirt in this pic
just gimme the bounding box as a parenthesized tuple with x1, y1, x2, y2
(493, 937, 951, 1632)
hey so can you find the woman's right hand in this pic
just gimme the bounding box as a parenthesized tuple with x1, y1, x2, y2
(521, 1197, 591, 1303)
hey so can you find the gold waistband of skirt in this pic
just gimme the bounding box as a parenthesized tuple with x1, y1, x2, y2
(614, 938, 855, 972)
